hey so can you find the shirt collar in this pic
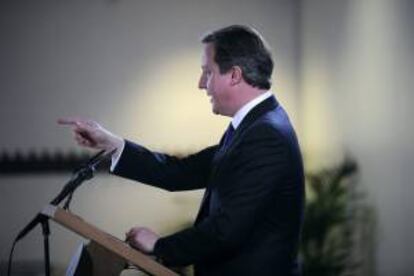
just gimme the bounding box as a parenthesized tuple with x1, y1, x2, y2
(231, 91, 273, 129)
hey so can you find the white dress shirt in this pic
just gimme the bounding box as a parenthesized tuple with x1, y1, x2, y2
(231, 90, 272, 130)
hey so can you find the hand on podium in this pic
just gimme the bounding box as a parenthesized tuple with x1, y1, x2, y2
(126, 227, 160, 254)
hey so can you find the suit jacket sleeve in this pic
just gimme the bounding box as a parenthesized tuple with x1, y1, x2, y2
(112, 140, 218, 191)
(154, 124, 292, 266)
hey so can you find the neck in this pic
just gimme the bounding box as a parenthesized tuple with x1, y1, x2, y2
(230, 86, 268, 116)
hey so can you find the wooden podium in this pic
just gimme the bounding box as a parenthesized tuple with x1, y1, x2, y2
(41, 205, 178, 276)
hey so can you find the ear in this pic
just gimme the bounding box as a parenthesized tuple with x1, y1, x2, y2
(230, 66, 243, 86)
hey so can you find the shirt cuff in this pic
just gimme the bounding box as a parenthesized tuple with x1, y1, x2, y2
(110, 140, 126, 172)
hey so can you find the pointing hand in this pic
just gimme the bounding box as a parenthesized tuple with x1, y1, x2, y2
(58, 118, 123, 152)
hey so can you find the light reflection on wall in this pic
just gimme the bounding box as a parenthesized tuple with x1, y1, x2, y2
(119, 48, 228, 153)
(301, 65, 343, 171)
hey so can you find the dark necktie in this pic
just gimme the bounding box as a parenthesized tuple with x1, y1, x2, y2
(222, 123, 235, 150)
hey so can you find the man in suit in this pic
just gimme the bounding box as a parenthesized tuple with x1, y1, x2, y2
(60, 25, 304, 275)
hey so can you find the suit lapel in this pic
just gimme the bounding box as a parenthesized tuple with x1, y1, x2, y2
(210, 96, 279, 177)
(195, 96, 279, 225)
(231, 95, 279, 144)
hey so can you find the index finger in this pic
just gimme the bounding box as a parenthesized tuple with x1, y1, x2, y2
(57, 117, 80, 126)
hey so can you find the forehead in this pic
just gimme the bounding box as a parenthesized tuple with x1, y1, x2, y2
(202, 43, 215, 66)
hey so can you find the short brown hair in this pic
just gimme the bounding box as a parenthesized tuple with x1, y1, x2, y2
(202, 25, 273, 90)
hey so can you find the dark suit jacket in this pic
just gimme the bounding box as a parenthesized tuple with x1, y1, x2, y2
(113, 96, 304, 276)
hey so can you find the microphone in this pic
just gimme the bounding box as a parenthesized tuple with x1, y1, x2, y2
(15, 148, 116, 242)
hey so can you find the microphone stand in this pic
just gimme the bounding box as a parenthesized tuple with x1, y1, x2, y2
(11, 149, 115, 276)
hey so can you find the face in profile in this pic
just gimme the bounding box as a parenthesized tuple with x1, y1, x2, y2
(198, 43, 233, 116)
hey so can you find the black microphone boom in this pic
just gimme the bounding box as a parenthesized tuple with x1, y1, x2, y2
(14, 149, 115, 241)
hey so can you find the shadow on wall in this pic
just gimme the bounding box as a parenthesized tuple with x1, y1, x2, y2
(0, 260, 66, 276)
(0, 150, 106, 174)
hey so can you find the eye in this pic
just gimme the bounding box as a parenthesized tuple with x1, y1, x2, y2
(201, 67, 212, 78)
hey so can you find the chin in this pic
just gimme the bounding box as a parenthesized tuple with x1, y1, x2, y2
(211, 105, 225, 116)
(213, 110, 227, 117)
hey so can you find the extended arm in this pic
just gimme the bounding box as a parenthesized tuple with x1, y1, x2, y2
(113, 140, 218, 191)
(58, 117, 218, 191)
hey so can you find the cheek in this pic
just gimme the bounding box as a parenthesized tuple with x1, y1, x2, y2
(209, 74, 224, 90)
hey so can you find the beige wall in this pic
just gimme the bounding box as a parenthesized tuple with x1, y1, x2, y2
(0, 0, 300, 273)
(301, 0, 414, 275)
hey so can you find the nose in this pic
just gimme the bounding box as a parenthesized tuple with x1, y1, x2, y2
(198, 74, 206, 90)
